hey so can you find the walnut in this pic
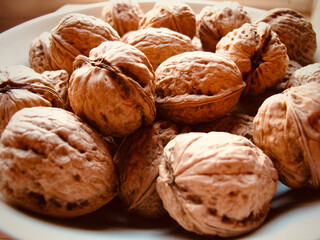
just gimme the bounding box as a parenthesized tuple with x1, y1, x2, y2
(101, 0, 143, 37)
(139, 1, 196, 39)
(257, 8, 317, 66)
(216, 22, 289, 95)
(69, 41, 156, 137)
(155, 51, 245, 124)
(285, 63, 320, 88)
(0, 106, 117, 217)
(49, 13, 120, 74)
(253, 82, 320, 189)
(122, 27, 195, 70)
(0, 65, 64, 137)
(114, 120, 180, 218)
(157, 131, 278, 237)
(199, 1, 251, 52)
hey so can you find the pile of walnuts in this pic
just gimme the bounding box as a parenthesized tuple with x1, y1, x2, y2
(0, 0, 319, 238)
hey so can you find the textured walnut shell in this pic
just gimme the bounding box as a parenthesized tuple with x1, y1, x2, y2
(157, 131, 278, 237)
(0, 107, 117, 217)
(69, 41, 156, 137)
(216, 22, 289, 95)
(139, 2, 196, 39)
(114, 120, 180, 218)
(199, 1, 251, 52)
(285, 63, 320, 88)
(49, 13, 120, 74)
(257, 8, 317, 66)
(101, 0, 143, 37)
(0, 65, 63, 137)
(122, 27, 195, 70)
(253, 82, 320, 189)
(155, 51, 245, 124)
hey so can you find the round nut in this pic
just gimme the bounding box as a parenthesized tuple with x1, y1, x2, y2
(157, 131, 278, 237)
(257, 8, 317, 66)
(0, 65, 63, 137)
(69, 41, 156, 137)
(216, 22, 289, 95)
(285, 63, 320, 88)
(0, 107, 117, 217)
(101, 0, 144, 37)
(253, 82, 320, 189)
(139, 1, 196, 39)
(49, 13, 120, 74)
(122, 27, 194, 70)
(199, 1, 251, 52)
(155, 51, 245, 124)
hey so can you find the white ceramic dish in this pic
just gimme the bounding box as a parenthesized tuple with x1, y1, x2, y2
(0, 1, 320, 239)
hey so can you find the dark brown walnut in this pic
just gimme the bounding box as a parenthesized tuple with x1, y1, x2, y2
(199, 1, 251, 52)
(49, 13, 120, 74)
(157, 131, 278, 237)
(0, 65, 63, 137)
(101, 0, 144, 37)
(216, 22, 288, 96)
(122, 27, 195, 70)
(69, 41, 156, 137)
(253, 82, 320, 189)
(155, 51, 245, 125)
(139, 1, 196, 39)
(285, 63, 320, 88)
(0, 107, 117, 217)
(257, 8, 317, 66)
(114, 120, 181, 218)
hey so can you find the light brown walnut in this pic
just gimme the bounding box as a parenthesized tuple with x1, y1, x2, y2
(253, 82, 320, 189)
(157, 131, 278, 237)
(216, 22, 288, 95)
(155, 51, 245, 124)
(69, 41, 156, 137)
(139, 1, 196, 39)
(257, 8, 317, 66)
(122, 27, 194, 70)
(0, 107, 117, 217)
(285, 63, 320, 88)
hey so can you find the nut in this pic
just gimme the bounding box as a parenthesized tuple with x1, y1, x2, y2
(122, 27, 194, 70)
(155, 51, 245, 124)
(257, 8, 317, 66)
(0, 65, 63, 137)
(114, 120, 180, 218)
(199, 1, 251, 52)
(69, 41, 156, 137)
(157, 131, 278, 237)
(253, 82, 320, 189)
(216, 22, 289, 95)
(139, 1, 196, 39)
(49, 13, 120, 74)
(285, 63, 320, 88)
(0, 107, 117, 217)
(101, 0, 144, 37)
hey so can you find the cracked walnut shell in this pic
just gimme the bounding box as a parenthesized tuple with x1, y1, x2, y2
(253, 82, 320, 189)
(157, 131, 278, 237)
(0, 107, 117, 217)
(155, 51, 245, 124)
(69, 41, 156, 137)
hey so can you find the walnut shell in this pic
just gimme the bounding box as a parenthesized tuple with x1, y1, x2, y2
(199, 1, 251, 52)
(114, 120, 180, 218)
(216, 22, 289, 95)
(69, 41, 156, 137)
(122, 27, 195, 70)
(257, 8, 317, 66)
(0, 65, 64, 137)
(285, 63, 320, 88)
(139, 1, 196, 39)
(157, 131, 278, 237)
(101, 0, 144, 37)
(0, 107, 117, 217)
(155, 51, 245, 124)
(253, 82, 320, 189)
(49, 13, 120, 74)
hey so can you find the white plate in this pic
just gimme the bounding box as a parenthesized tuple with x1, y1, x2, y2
(0, 1, 320, 240)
